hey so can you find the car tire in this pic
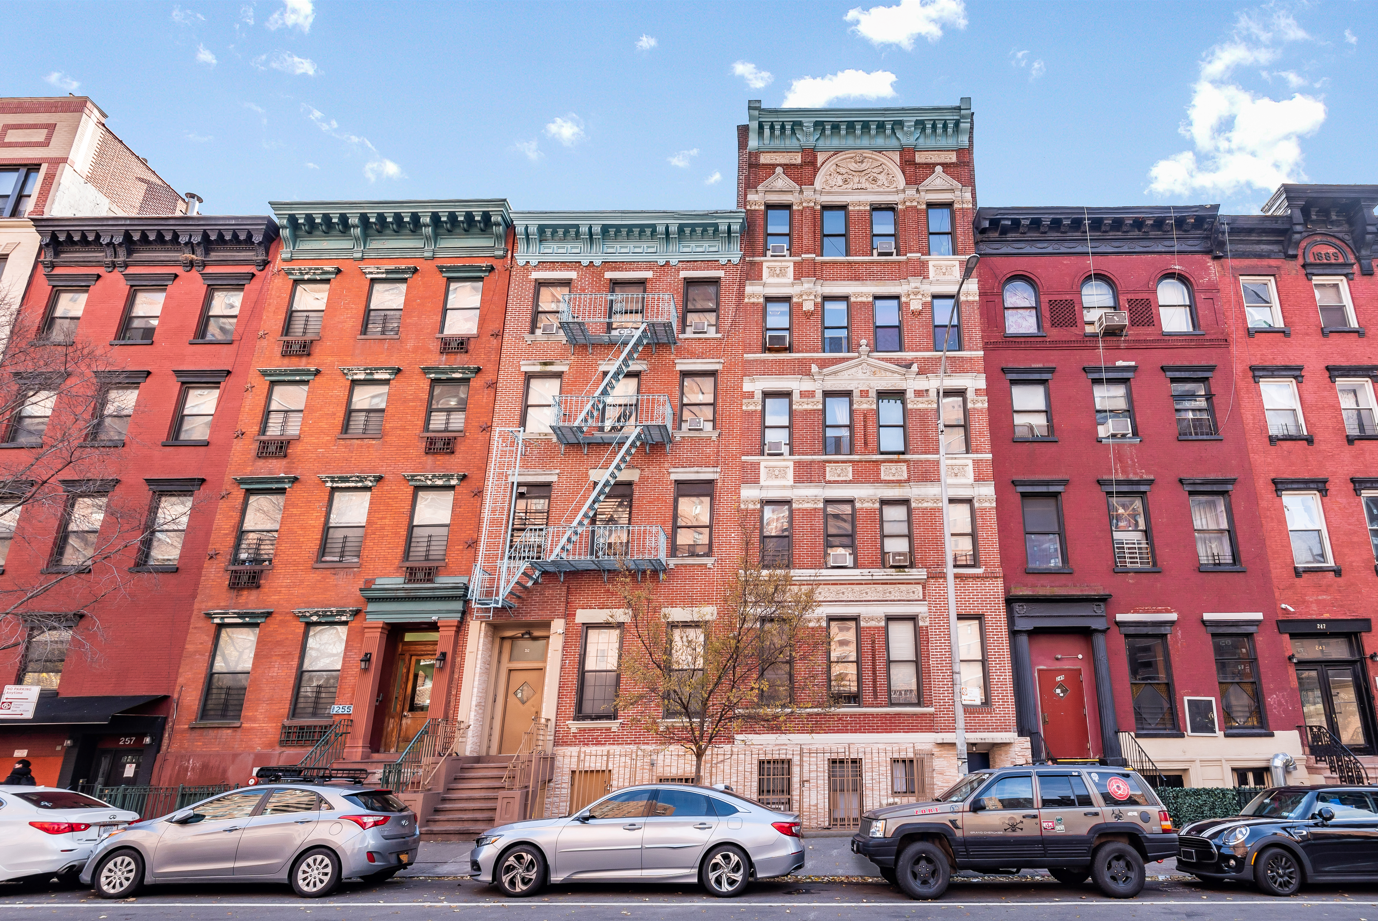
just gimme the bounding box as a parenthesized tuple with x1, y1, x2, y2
(701, 844, 751, 898)
(878, 867, 898, 886)
(1090, 842, 1144, 899)
(495, 845, 546, 898)
(291, 847, 341, 898)
(895, 841, 951, 900)
(1049, 867, 1090, 886)
(1254, 847, 1303, 897)
(93, 849, 144, 899)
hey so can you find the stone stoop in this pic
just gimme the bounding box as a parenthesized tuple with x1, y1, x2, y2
(422, 755, 514, 840)
(1304, 754, 1378, 785)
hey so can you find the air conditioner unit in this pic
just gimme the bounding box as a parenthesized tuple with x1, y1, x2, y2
(691, 320, 709, 335)
(828, 548, 853, 568)
(1095, 310, 1130, 336)
(1103, 418, 1134, 436)
(768, 243, 789, 257)
(765, 332, 790, 351)
(764, 440, 786, 456)
(685, 417, 705, 431)
(875, 241, 896, 256)
(885, 551, 911, 568)
(540, 322, 559, 335)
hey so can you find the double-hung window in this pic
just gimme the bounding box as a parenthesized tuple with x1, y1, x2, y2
(1107, 493, 1154, 569)
(235, 492, 284, 565)
(667, 625, 705, 718)
(871, 208, 897, 255)
(1314, 278, 1355, 329)
(886, 618, 920, 705)
(825, 501, 855, 568)
(199, 287, 244, 340)
(1157, 276, 1197, 332)
(362, 281, 405, 336)
(1214, 635, 1264, 729)
(510, 485, 551, 554)
(201, 625, 258, 721)
(1337, 379, 1378, 438)
(1260, 379, 1305, 439)
(943, 392, 968, 453)
(319, 489, 370, 563)
(758, 617, 792, 707)
(521, 375, 560, 434)
(532, 282, 568, 334)
(881, 501, 912, 565)
(761, 501, 792, 568)
(1011, 382, 1052, 438)
(118, 288, 165, 342)
(442, 279, 481, 337)
(824, 393, 852, 454)
(949, 500, 977, 567)
(932, 296, 960, 351)
(1022, 494, 1066, 570)
(1189, 492, 1238, 567)
(172, 384, 219, 441)
(284, 282, 328, 337)
(1093, 381, 1134, 438)
(958, 618, 987, 704)
(878, 391, 906, 453)
(608, 281, 645, 330)
(0, 166, 40, 218)
(1081, 276, 1117, 334)
(683, 281, 718, 333)
(0, 498, 20, 570)
(679, 373, 715, 431)
(1125, 635, 1177, 731)
(41, 289, 87, 343)
(1002, 278, 1040, 335)
(292, 624, 346, 719)
(823, 298, 849, 353)
(53, 493, 107, 568)
(829, 619, 860, 706)
(140, 492, 192, 567)
(262, 383, 307, 437)
(763, 393, 791, 454)
(1364, 492, 1378, 565)
(344, 382, 389, 435)
(19, 623, 71, 689)
(672, 482, 713, 557)
(406, 488, 453, 562)
(1172, 379, 1218, 437)
(1241, 277, 1283, 329)
(1282, 492, 1332, 568)
(764, 298, 790, 351)
(765, 206, 791, 254)
(821, 207, 847, 256)
(427, 380, 469, 433)
(926, 206, 953, 255)
(577, 626, 621, 719)
(6, 389, 57, 444)
(873, 296, 902, 352)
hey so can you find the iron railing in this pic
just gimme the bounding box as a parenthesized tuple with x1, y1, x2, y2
(279, 722, 334, 747)
(343, 411, 385, 436)
(502, 719, 554, 822)
(381, 719, 468, 793)
(280, 339, 312, 357)
(74, 784, 232, 820)
(234, 532, 277, 566)
(262, 411, 303, 437)
(284, 312, 323, 337)
(1345, 410, 1378, 436)
(320, 530, 364, 563)
(560, 293, 676, 327)
(1117, 731, 1166, 787)
(549, 394, 674, 445)
(1175, 414, 1218, 437)
(1301, 723, 1371, 785)
(1113, 538, 1154, 569)
(508, 525, 668, 570)
(298, 718, 353, 771)
(362, 312, 402, 336)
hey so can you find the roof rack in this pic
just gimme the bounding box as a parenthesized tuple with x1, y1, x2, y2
(251, 766, 370, 785)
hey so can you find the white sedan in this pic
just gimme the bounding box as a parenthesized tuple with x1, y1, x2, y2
(0, 787, 139, 883)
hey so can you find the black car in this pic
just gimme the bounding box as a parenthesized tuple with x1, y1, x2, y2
(1178, 786, 1378, 896)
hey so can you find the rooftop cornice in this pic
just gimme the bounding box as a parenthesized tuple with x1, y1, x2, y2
(511, 210, 745, 266)
(1239, 184, 1377, 274)
(747, 99, 971, 152)
(269, 200, 512, 262)
(974, 205, 1219, 256)
(32, 215, 278, 272)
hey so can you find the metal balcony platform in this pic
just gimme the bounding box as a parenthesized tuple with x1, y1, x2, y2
(549, 394, 674, 448)
(510, 525, 668, 576)
(559, 293, 678, 348)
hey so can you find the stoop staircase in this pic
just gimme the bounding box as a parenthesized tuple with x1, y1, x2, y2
(422, 756, 514, 839)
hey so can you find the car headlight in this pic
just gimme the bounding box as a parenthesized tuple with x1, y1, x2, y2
(475, 834, 503, 848)
(868, 820, 886, 837)
(1221, 825, 1249, 846)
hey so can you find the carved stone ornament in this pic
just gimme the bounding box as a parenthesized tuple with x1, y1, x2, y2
(1092, 603, 1105, 615)
(758, 167, 801, 193)
(402, 473, 466, 486)
(917, 164, 968, 203)
(760, 152, 802, 165)
(1015, 603, 1028, 615)
(795, 398, 822, 411)
(881, 463, 909, 481)
(817, 152, 903, 192)
(973, 495, 998, 508)
(763, 261, 793, 282)
(319, 474, 384, 489)
(794, 497, 824, 509)
(761, 462, 793, 483)
(742, 399, 762, 412)
(914, 151, 958, 164)
(929, 259, 962, 282)
(914, 497, 943, 508)
(946, 463, 972, 481)
(740, 497, 761, 509)
(826, 464, 853, 481)
(855, 497, 880, 509)
(294, 607, 360, 623)
(340, 366, 402, 381)
(815, 583, 924, 602)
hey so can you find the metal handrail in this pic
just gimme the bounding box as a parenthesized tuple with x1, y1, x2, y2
(503, 719, 554, 824)
(550, 394, 673, 432)
(380, 719, 433, 792)
(298, 718, 352, 771)
(1301, 723, 1371, 785)
(560, 293, 676, 326)
(1117, 731, 1166, 786)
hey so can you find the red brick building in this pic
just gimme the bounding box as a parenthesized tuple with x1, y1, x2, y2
(0, 214, 278, 786)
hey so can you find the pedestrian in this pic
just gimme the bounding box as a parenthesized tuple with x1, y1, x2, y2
(3, 758, 37, 785)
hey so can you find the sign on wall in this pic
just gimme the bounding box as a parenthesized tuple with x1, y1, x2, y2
(0, 685, 41, 720)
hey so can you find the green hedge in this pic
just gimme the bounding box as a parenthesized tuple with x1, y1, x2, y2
(1157, 787, 1264, 827)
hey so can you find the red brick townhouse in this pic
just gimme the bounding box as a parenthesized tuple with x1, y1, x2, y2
(0, 214, 278, 786)
(975, 204, 1307, 788)
(155, 201, 512, 787)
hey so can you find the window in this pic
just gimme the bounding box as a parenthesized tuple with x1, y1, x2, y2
(1241, 277, 1283, 328)
(683, 281, 718, 333)
(343, 382, 389, 435)
(319, 489, 370, 563)
(406, 488, 452, 561)
(261, 382, 307, 437)
(871, 208, 896, 254)
(895, 758, 919, 799)
(886, 618, 920, 705)
(199, 287, 243, 341)
(878, 391, 906, 453)
(532, 282, 569, 334)
(292, 624, 346, 719)
(284, 281, 329, 337)
(1157, 276, 1196, 332)
(673, 482, 713, 558)
(829, 619, 859, 706)
(958, 618, 986, 705)
(1314, 278, 1355, 328)
(6, 389, 56, 444)
(765, 206, 791, 253)
(19, 624, 72, 689)
(442, 279, 481, 336)
(1337, 380, 1378, 437)
(608, 281, 645, 330)
(118, 288, 165, 342)
(668, 624, 705, 719)
(594, 483, 633, 558)
(141, 492, 192, 567)
(426, 379, 469, 433)
(53, 494, 106, 568)
(262, 789, 321, 815)
(926, 206, 953, 256)
(977, 774, 1035, 811)
(1002, 278, 1040, 335)
(1214, 634, 1263, 729)
(761, 501, 792, 568)
(872, 296, 902, 352)
(201, 625, 258, 721)
(821, 207, 847, 257)
(0, 166, 40, 218)
(1108, 494, 1154, 569)
(41, 289, 87, 342)
(763, 393, 791, 454)
(881, 501, 912, 563)
(510, 484, 550, 553)
(1364, 495, 1378, 564)
(0, 498, 20, 570)
(932, 296, 960, 351)
(1190, 494, 1237, 567)
(1039, 774, 1095, 808)
(521, 375, 560, 434)
(92, 385, 138, 442)
(942, 392, 967, 453)
(679, 373, 715, 431)
(1173, 380, 1218, 437)
(1125, 634, 1177, 731)
(1022, 495, 1066, 570)
(1260, 380, 1304, 438)
(949, 500, 977, 566)
(172, 384, 219, 441)
(1081, 276, 1118, 333)
(234, 492, 284, 565)
(1282, 492, 1331, 567)
(577, 626, 621, 719)
(757, 759, 793, 810)
(361, 280, 405, 335)
(1011, 382, 1052, 438)
(1093, 381, 1134, 438)
(758, 617, 792, 706)
(764, 298, 790, 351)
(823, 298, 849, 353)
(824, 393, 852, 454)
(825, 501, 855, 567)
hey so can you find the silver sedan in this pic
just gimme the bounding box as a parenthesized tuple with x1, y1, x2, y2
(470, 784, 805, 897)
(79, 784, 419, 898)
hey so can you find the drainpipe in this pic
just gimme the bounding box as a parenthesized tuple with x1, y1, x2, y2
(1269, 751, 1297, 787)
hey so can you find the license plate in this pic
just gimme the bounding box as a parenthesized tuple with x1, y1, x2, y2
(398, 853, 409, 864)
(1180, 848, 1196, 862)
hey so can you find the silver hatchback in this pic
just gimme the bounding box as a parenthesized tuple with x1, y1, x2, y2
(470, 784, 805, 898)
(79, 784, 419, 898)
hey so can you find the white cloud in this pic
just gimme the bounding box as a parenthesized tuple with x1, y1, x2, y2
(545, 114, 586, 147)
(240, 5, 255, 25)
(184, 131, 213, 143)
(364, 158, 403, 182)
(304, 162, 319, 169)
(1148, 7, 1325, 198)
(668, 148, 699, 168)
(196, 44, 217, 66)
(1011, 49, 1045, 80)
(255, 50, 317, 76)
(171, 5, 204, 25)
(1030, 60, 1045, 79)
(704, 171, 722, 185)
(636, 34, 657, 51)
(1344, 29, 1357, 45)
(302, 103, 404, 181)
(732, 61, 774, 89)
(845, 0, 966, 50)
(266, 0, 314, 32)
(782, 69, 897, 107)
(513, 139, 542, 162)
(44, 71, 80, 92)
(1270, 70, 1308, 89)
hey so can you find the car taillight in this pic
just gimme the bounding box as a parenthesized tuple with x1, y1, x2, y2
(772, 821, 802, 838)
(1159, 810, 1174, 833)
(29, 822, 92, 835)
(344, 814, 390, 830)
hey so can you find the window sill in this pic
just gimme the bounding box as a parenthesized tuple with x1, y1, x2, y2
(188, 338, 234, 345)
(1162, 330, 1206, 336)
(1247, 326, 1290, 337)
(41, 566, 90, 574)
(523, 333, 565, 343)
(1223, 728, 1274, 738)
(667, 556, 714, 567)
(1348, 434, 1378, 445)
(1098, 436, 1141, 444)
(278, 335, 321, 342)
(257, 434, 301, 442)
(566, 719, 622, 732)
(1322, 327, 1365, 338)
(1131, 730, 1185, 738)
(419, 431, 464, 439)
(129, 565, 178, 573)
(0, 442, 40, 449)
(337, 433, 383, 440)
(162, 440, 210, 447)
(1002, 332, 1047, 338)
(1294, 565, 1341, 578)
(1113, 567, 1162, 573)
(680, 332, 723, 340)
(673, 430, 720, 439)
(1012, 436, 1058, 443)
(1200, 565, 1247, 573)
(1178, 434, 1224, 441)
(1269, 434, 1314, 445)
(358, 334, 401, 340)
(189, 720, 242, 729)
(1026, 567, 1074, 574)
(110, 339, 155, 346)
(314, 561, 361, 569)
(82, 440, 126, 448)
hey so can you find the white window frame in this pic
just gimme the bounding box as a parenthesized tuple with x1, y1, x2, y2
(1240, 276, 1283, 329)
(1313, 276, 1356, 329)
(1360, 489, 1378, 565)
(1259, 378, 1306, 438)
(1280, 490, 1334, 569)
(1336, 378, 1378, 438)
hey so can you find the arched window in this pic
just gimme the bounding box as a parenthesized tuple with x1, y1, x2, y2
(1157, 276, 1196, 332)
(1002, 278, 1040, 335)
(1080, 276, 1117, 333)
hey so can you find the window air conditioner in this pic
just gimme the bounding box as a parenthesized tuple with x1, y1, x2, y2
(764, 440, 786, 456)
(765, 332, 790, 351)
(768, 243, 789, 257)
(685, 417, 705, 431)
(885, 551, 911, 568)
(540, 322, 559, 335)
(875, 241, 896, 257)
(828, 548, 853, 568)
(1103, 418, 1134, 436)
(1095, 311, 1129, 336)
(691, 320, 709, 335)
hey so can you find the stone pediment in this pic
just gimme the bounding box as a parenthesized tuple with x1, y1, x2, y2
(917, 165, 963, 194)
(758, 167, 801, 193)
(810, 349, 918, 385)
(816, 152, 903, 193)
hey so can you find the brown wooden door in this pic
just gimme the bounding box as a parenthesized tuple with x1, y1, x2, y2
(383, 645, 436, 752)
(1037, 667, 1092, 759)
(498, 667, 544, 754)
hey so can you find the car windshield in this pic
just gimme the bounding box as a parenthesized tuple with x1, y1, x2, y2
(937, 772, 990, 803)
(344, 791, 408, 813)
(1242, 791, 1311, 819)
(16, 791, 109, 809)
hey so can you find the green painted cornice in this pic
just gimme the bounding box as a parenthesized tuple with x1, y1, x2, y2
(361, 576, 468, 622)
(205, 609, 273, 625)
(270, 200, 512, 262)
(234, 475, 298, 490)
(258, 367, 322, 382)
(512, 210, 744, 266)
(294, 607, 360, 623)
(746, 99, 972, 152)
(419, 365, 479, 380)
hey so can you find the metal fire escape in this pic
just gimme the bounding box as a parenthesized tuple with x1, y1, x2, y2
(469, 292, 677, 615)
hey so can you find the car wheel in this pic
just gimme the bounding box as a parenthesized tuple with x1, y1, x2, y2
(93, 849, 143, 899)
(895, 841, 951, 900)
(495, 845, 546, 898)
(1049, 867, 1090, 886)
(291, 847, 341, 898)
(701, 844, 751, 898)
(1254, 847, 1302, 897)
(878, 867, 898, 886)
(1090, 842, 1144, 899)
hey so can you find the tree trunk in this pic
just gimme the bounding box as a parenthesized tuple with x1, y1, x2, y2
(693, 748, 706, 785)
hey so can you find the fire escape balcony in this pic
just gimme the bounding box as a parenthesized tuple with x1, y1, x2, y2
(549, 394, 674, 448)
(559, 293, 678, 349)
(510, 524, 668, 577)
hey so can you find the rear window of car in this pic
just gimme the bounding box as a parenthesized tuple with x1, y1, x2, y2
(344, 791, 408, 813)
(16, 791, 109, 809)
(1087, 772, 1155, 807)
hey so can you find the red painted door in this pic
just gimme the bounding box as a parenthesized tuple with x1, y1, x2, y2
(1037, 668, 1091, 759)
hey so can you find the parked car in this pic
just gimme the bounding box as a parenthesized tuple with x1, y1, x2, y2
(1178, 785, 1378, 896)
(80, 783, 419, 898)
(851, 764, 1176, 899)
(469, 783, 804, 898)
(0, 786, 140, 885)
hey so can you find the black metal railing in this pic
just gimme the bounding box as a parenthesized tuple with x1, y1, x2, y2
(319, 530, 364, 563)
(279, 722, 334, 747)
(439, 336, 470, 354)
(343, 410, 385, 435)
(284, 313, 323, 337)
(234, 533, 277, 566)
(256, 439, 288, 459)
(1117, 731, 1166, 787)
(426, 411, 466, 433)
(404, 564, 439, 584)
(1345, 410, 1378, 436)
(200, 684, 247, 722)
(362, 312, 402, 336)
(281, 339, 312, 357)
(262, 411, 303, 438)
(1301, 723, 1371, 785)
(1175, 414, 1218, 437)
(74, 784, 232, 820)
(407, 530, 448, 562)
(298, 718, 353, 771)
(423, 435, 456, 454)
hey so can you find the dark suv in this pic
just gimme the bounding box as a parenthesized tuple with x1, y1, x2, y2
(851, 764, 1176, 899)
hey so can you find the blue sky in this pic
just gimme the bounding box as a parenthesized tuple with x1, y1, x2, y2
(14, 0, 1376, 216)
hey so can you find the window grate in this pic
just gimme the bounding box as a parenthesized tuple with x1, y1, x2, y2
(280, 339, 312, 357)
(439, 336, 471, 354)
(424, 435, 456, 455)
(1113, 538, 1154, 568)
(1126, 297, 1155, 327)
(403, 564, 439, 584)
(757, 758, 794, 812)
(227, 568, 263, 589)
(1047, 298, 1078, 328)
(256, 439, 288, 459)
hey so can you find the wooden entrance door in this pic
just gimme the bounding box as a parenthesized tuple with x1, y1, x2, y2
(1037, 667, 1092, 759)
(383, 641, 437, 753)
(498, 667, 544, 754)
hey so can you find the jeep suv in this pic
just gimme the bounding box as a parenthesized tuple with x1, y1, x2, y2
(851, 764, 1176, 899)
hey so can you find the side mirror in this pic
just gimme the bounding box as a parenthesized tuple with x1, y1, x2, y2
(168, 809, 195, 824)
(1317, 806, 1335, 824)
(969, 799, 985, 813)
(575, 812, 592, 824)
